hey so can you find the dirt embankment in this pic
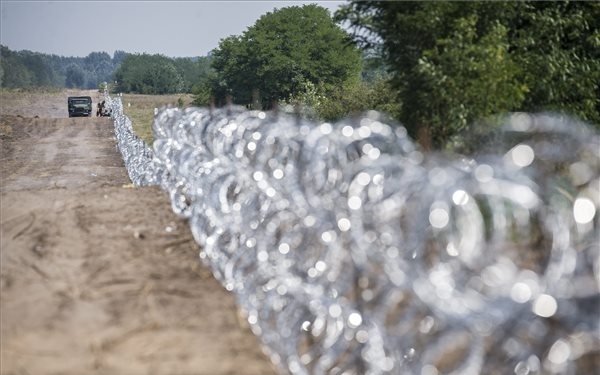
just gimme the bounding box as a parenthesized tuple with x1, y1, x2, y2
(0, 90, 277, 375)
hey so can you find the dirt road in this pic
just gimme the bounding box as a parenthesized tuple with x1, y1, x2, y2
(0, 90, 277, 375)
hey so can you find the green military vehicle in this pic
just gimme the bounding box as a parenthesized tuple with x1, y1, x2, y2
(67, 96, 93, 117)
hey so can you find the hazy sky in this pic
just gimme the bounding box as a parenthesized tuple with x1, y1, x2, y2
(1, 0, 347, 58)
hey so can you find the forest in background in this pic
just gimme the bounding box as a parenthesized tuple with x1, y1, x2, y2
(0, 46, 211, 94)
(1, 47, 125, 90)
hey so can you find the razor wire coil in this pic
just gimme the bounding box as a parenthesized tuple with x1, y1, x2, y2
(106, 92, 599, 375)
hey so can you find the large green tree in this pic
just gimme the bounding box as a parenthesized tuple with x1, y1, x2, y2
(210, 4, 362, 108)
(337, 1, 600, 148)
(510, 2, 600, 121)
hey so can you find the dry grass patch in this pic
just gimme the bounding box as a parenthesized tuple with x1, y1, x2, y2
(120, 93, 195, 145)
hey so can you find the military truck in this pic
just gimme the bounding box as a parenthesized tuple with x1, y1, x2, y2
(67, 96, 93, 117)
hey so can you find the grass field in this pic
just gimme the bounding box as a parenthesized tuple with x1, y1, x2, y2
(120, 93, 195, 145)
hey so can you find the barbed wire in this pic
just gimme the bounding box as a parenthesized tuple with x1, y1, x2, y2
(106, 92, 599, 375)
(104, 93, 156, 186)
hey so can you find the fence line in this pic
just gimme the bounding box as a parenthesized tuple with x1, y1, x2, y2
(106, 91, 599, 375)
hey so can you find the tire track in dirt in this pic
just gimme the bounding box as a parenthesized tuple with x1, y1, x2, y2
(1, 92, 276, 375)
(1, 116, 128, 192)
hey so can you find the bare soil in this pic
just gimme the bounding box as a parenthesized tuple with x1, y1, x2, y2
(0, 90, 277, 375)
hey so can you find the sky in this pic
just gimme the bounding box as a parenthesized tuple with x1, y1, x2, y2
(0, 0, 347, 58)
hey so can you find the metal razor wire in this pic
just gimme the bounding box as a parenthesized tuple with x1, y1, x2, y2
(106, 92, 599, 375)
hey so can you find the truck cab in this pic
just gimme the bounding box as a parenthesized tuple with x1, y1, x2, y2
(68, 96, 93, 117)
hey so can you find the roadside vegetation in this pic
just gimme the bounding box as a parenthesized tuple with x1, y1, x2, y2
(122, 2, 600, 149)
(120, 93, 194, 145)
(337, 1, 600, 147)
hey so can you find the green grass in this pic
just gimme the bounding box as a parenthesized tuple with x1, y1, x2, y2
(120, 93, 194, 145)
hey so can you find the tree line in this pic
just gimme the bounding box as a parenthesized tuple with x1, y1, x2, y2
(113, 54, 211, 94)
(2, 1, 597, 149)
(0, 46, 210, 94)
(190, 4, 397, 123)
(0, 47, 127, 90)
(197, 2, 598, 147)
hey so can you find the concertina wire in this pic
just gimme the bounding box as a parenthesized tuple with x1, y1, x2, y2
(105, 91, 599, 375)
